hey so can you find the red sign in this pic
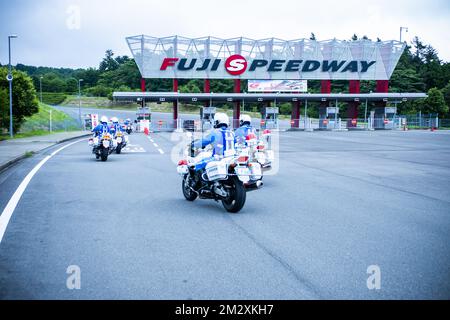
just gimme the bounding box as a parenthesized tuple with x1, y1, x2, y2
(225, 55, 247, 76)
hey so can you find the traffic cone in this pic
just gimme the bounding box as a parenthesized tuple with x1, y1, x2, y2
(144, 127, 149, 135)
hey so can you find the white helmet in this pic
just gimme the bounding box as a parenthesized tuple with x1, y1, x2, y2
(213, 112, 229, 128)
(111, 117, 119, 123)
(239, 114, 252, 127)
(100, 116, 108, 123)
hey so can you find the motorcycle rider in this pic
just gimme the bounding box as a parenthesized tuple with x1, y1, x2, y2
(92, 116, 110, 137)
(234, 114, 256, 145)
(193, 112, 236, 157)
(109, 117, 123, 135)
(192, 112, 236, 198)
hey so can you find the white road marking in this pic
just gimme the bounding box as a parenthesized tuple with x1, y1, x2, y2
(122, 144, 146, 153)
(146, 136, 165, 155)
(0, 139, 84, 243)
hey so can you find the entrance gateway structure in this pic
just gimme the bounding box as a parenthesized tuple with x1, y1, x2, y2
(113, 35, 427, 130)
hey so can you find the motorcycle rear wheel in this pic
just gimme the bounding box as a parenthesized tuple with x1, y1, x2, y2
(222, 176, 246, 213)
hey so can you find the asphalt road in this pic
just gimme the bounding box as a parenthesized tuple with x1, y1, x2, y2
(0, 130, 449, 299)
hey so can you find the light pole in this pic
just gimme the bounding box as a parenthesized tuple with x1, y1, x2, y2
(400, 26, 408, 43)
(78, 79, 83, 129)
(7, 34, 18, 138)
(39, 76, 43, 103)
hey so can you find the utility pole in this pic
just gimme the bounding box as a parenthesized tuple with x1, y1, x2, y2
(8, 35, 18, 138)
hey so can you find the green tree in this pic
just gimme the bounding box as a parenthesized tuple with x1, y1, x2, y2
(65, 77, 79, 93)
(441, 82, 450, 112)
(41, 73, 66, 93)
(99, 50, 119, 72)
(0, 67, 39, 133)
(179, 80, 201, 93)
(423, 88, 448, 115)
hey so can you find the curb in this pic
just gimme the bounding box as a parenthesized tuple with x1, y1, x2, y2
(0, 133, 91, 173)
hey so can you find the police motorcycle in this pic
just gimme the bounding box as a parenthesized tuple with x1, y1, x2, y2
(123, 118, 133, 134)
(176, 113, 262, 213)
(110, 117, 128, 154)
(235, 115, 273, 170)
(88, 116, 113, 161)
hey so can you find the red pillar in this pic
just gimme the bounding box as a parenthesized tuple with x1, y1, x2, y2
(291, 100, 301, 128)
(233, 79, 241, 128)
(376, 80, 389, 93)
(141, 78, 146, 92)
(173, 78, 178, 128)
(321, 80, 331, 94)
(204, 79, 210, 106)
(348, 80, 360, 127)
(320, 80, 331, 129)
(376, 80, 389, 108)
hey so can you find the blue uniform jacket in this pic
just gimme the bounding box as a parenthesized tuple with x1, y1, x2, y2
(92, 123, 110, 136)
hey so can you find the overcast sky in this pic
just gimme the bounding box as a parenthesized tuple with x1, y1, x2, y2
(1, 0, 449, 69)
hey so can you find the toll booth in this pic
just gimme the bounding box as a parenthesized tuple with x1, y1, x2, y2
(374, 106, 397, 129)
(319, 106, 339, 130)
(261, 107, 279, 129)
(200, 106, 216, 130)
(136, 105, 151, 121)
(136, 102, 151, 132)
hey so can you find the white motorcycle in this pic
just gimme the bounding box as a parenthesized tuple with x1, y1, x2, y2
(176, 141, 263, 213)
(88, 132, 113, 161)
(113, 131, 128, 154)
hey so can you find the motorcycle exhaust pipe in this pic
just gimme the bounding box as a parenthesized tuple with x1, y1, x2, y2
(244, 180, 263, 192)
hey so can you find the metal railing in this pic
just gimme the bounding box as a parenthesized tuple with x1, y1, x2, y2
(140, 116, 448, 133)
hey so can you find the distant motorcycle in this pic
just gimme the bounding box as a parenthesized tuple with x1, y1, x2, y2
(235, 130, 273, 170)
(88, 132, 112, 161)
(177, 142, 263, 213)
(114, 131, 128, 154)
(125, 124, 133, 135)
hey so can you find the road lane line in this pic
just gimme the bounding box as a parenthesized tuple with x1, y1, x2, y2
(146, 136, 165, 155)
(0, 139, 84, 243)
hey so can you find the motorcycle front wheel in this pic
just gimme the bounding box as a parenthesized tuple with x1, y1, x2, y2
(100, 148, 108, 162)
(182, 174, 197, 201)
(222, 176, 246, 213)
(116, 144, 122, 154)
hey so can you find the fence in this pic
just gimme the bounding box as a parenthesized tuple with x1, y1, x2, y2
(18, 118, 81, 134)
(137, 115, 448, 133)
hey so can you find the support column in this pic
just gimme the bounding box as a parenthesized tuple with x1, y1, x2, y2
(204, 79, 210, 106)
(347, 80, 360, 128)
(374, 80, 389, 129)
(233, 79, 241, 128)
(291, 100, 301, 128)
(141, 78, 146, 92)
(376, 80, 389, 94)
(173, 78, 178, 128)
(319, 80, 331, 129)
